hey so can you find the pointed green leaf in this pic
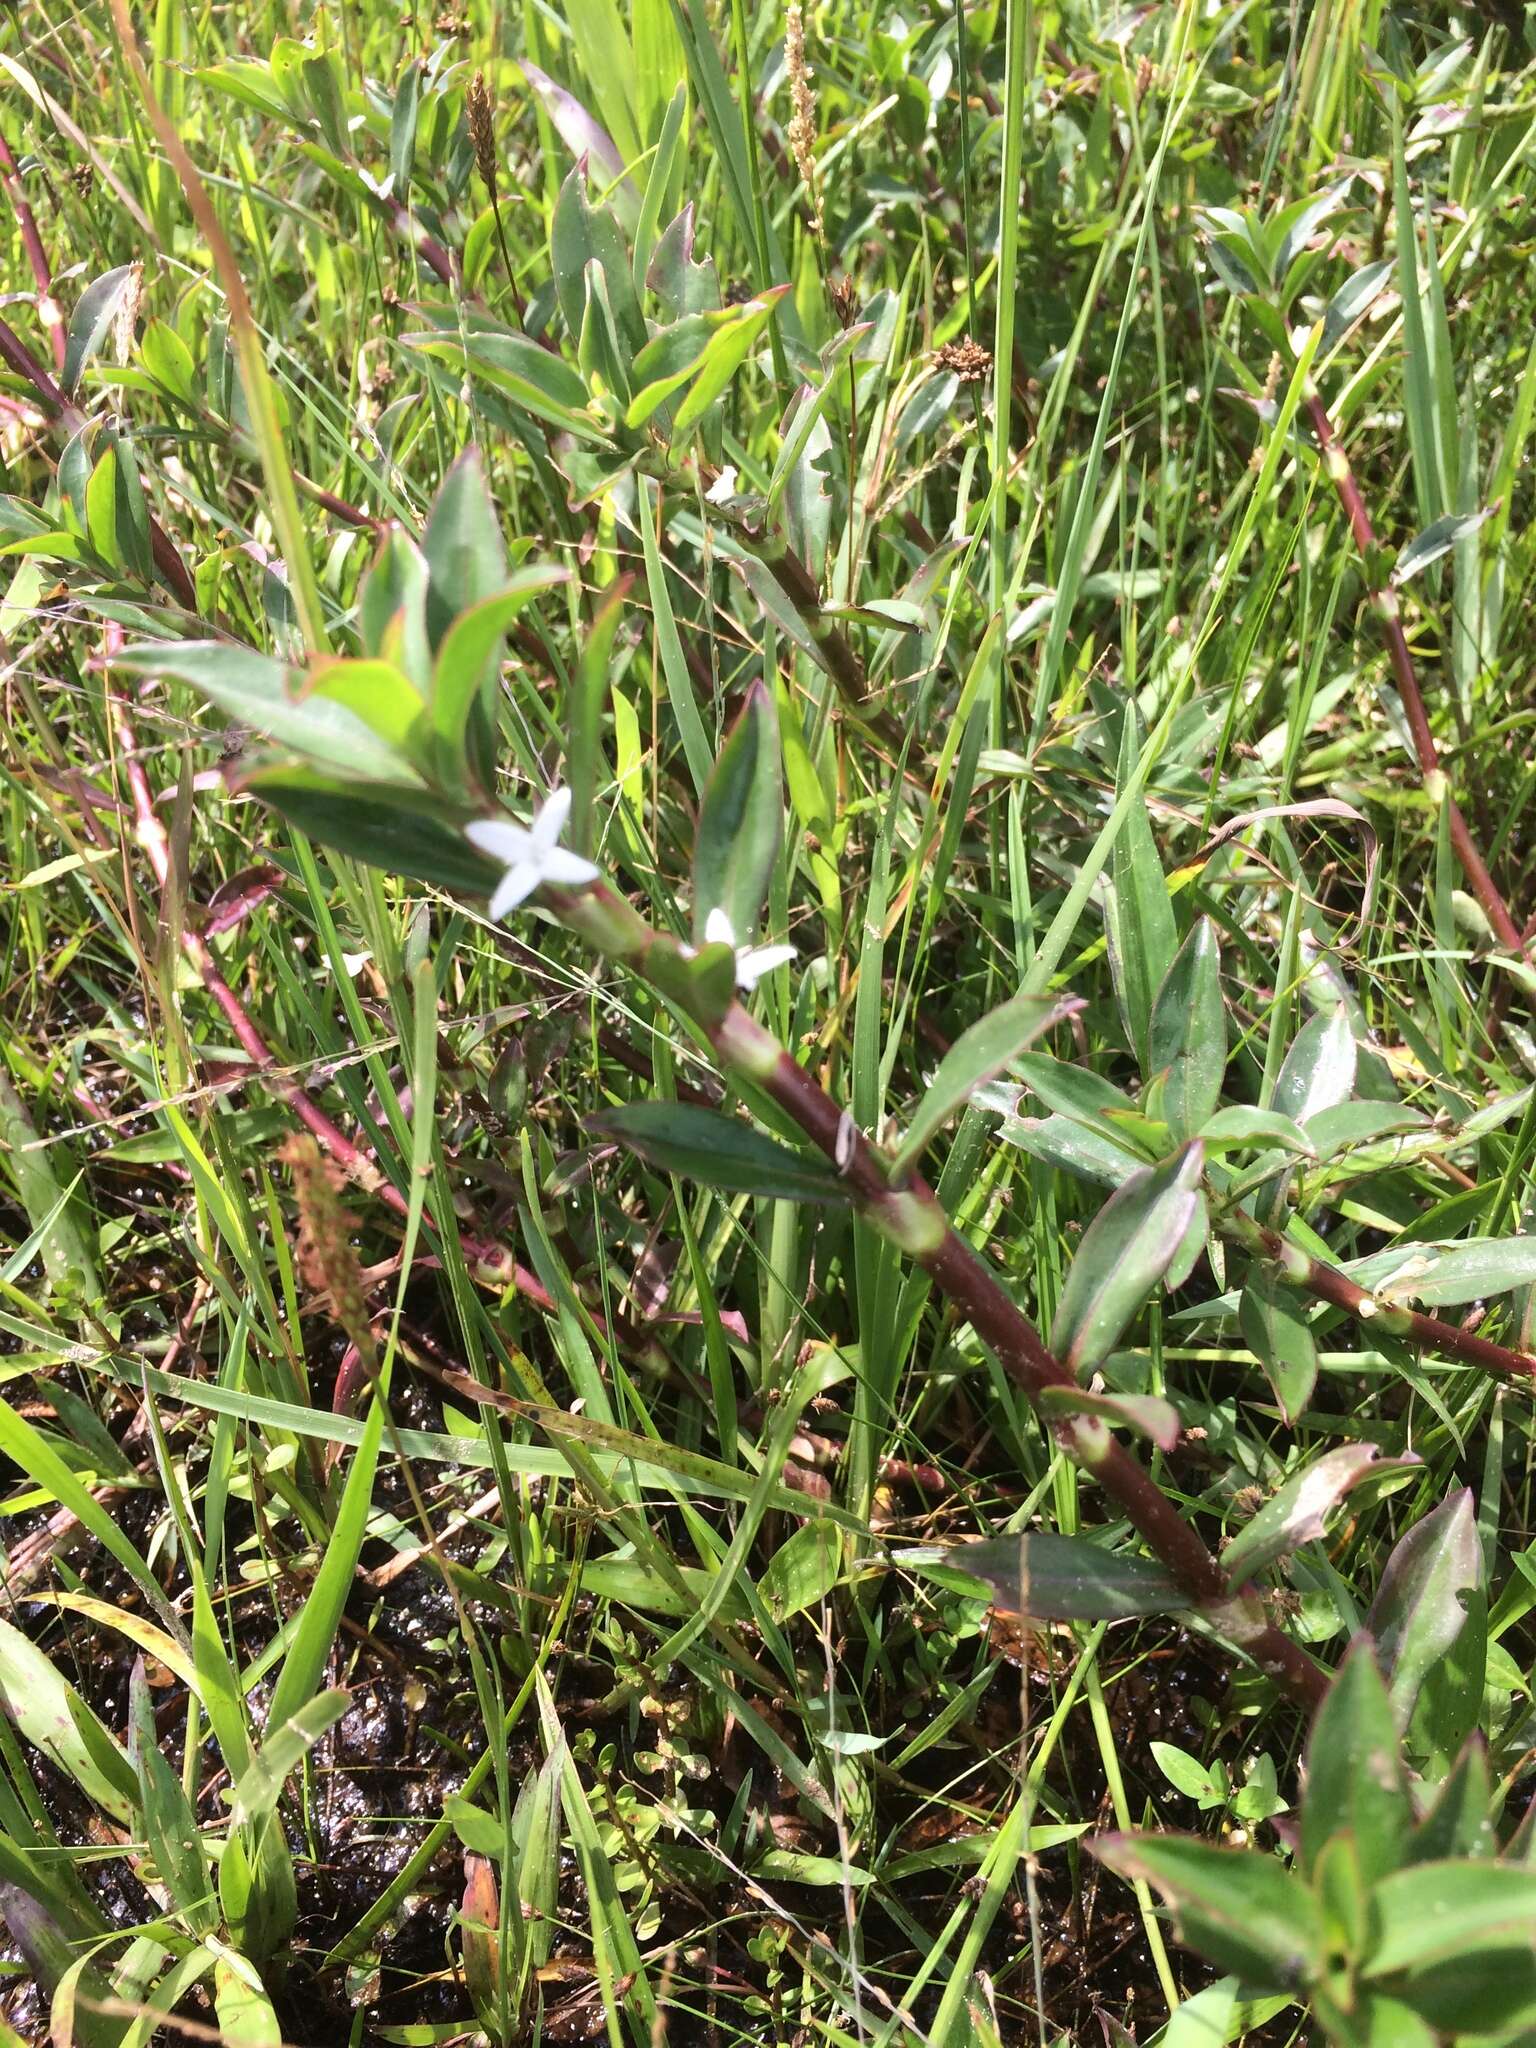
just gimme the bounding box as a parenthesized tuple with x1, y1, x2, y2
(231, 1690, 351, 1827)
(692, 684, 782, 946)
(422, 448, 510, 650)
(114, 641, 418, 783)
(1106, 709, 1178, 1071)
(1148, 919, 1227, 1140)
(235, 765, 497, 896)
(892, 993, 1079, 1179)
(1050, 1142, 1206, 1377)
(1239, 1269, 1319, 1423)
(1300, 1641, 1410, 1887)
(911, 1531, 1183, 1622)
(1273, 1008, 1357, 1128)
(1392, 507, 1493, 586)
(1091, 1834, 1322, 1990)
(64, 264, 138, 395)
(1036, 1383, 1182, 1453)
(1363, 1861, 1536, 2032)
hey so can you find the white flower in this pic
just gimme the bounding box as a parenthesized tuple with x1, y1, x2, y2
(701, 907, 795, 990)
(465, 788, 600, 921)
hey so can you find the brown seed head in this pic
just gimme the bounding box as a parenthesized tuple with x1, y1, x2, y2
(937, 336, 993, 384)
(467, 69, 498, 197)
(278, 1133, 376, 1370)
(785, 1, 824, 240)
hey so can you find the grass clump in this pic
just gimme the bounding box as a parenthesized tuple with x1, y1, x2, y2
(0, 1, 1535, 2044)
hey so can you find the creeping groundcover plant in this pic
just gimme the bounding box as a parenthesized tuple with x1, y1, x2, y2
(0, 0, 1535, 2043)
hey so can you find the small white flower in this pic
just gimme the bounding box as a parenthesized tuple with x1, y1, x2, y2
(465, 787, 600, 921)
(702, 907, 795, 990)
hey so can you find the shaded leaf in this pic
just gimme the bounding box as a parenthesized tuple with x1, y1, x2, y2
(1091, 1834, 1322, 1989)
(911, 1531, 1183, 1622)
(235, 764, 498, 896)
(1239, 1270, 1319, 1423)
(1050, 1142, 1205, 1377)
(1148, 919, 1227, 1141)
(1392, 507, 1493, 587)
(1300, 1640, 1410, 1888)
(588, 1101, 849, 1204)
(692, 684, 782, 947)
(64, 264, 138, 395)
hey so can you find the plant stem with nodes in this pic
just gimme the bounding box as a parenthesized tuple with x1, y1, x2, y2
(547, 877, 1328, 1710)
(1303, 381, 1526, 955)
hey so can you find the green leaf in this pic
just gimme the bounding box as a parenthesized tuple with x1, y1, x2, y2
(1014, 1053, 1140, 1130)
(692, 683, 782, 947)
(1150, 1742, 1226, 1808)
(646, 204, 723, 320)
(1322, 258, 1393, 347)
(1407, 1737, 1495, 1864)
(1001, 1112, 1146, 1188)
(0, 1071, 101, 1306)
(915, 1531, 1183, 1622)
(669, 287, 788, 436)
(1363, 1861, 1536, 2032)
(1300, 1641, 1410, 1888)
(129, 1658, 214, 1932)
(1106, 708, 1178, 1071)
(1222, 1444, 1421, 1587)
(1148, 919, 1227, 1140)
(1091, 1834, 1322, 1990)
(235, 764, 498, 896)
(1392, 507, 1493, 586)
(304, 657, 430, 761)
(358, 526, 432, 684)
(1368, 1489, 1482, 1729)
(892, 993, 1077, 1180)
(550, 162, 646, 368)
(761, 1523, 845, 1623)
(1197, 1106, 1315, 1155)
(421, 448, 510, 650)
(1239, 1270, 1319, 1423)
(63, 264, 138, 395)
(1372, 1236, 1536, 1309)
(115, 641, 416, 783)
(403, 325, 608, 441)
(1273, 1008, 1357, 1128)
(431, 571, 569, 783)
(0, 1616, 137, 1823)
(230, 1690, 351, 1827)
(264, 1402, 386, 1735)
(1050, 1142, 1205, 1377)
(213, 1957, 283, 2048)
(588, 1101, 849, 1203)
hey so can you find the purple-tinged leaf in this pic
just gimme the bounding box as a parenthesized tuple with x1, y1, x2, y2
(1222, 1444, 1421, 1587)
(1368, 1489, 1482, 1729)
(1037, 1383, 1182, 1453)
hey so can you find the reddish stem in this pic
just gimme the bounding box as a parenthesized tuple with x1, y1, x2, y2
(0, 132, 65, 372)
(1305, 390, 1525, 954)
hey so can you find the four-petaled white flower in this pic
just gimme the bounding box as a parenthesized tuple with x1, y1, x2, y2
(466, 788, 600, 921)
(701, 907, 795, 990)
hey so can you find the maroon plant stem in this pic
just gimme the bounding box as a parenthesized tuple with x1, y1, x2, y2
(562, 884, 1324, 1708)
(1229, 1210, 1536, 1382)
(1304, 388, 1526, 954)
(0, 133, 65, 373)
(0, 308, 200, 612)
(750, 1029, 1325, 1707)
